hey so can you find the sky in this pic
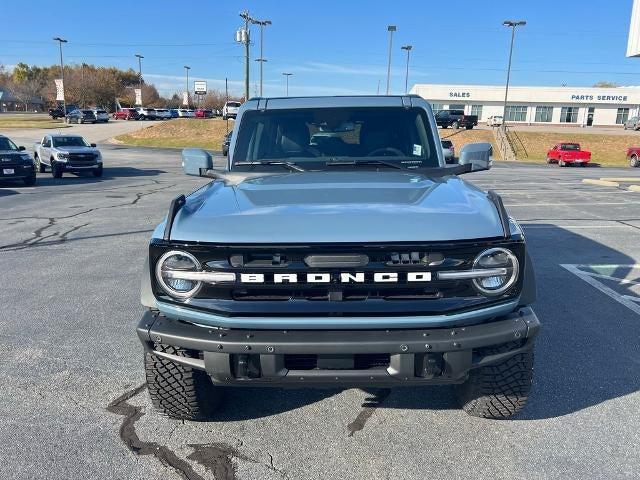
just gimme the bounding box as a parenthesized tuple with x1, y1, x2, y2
(1, 0, 639, 97)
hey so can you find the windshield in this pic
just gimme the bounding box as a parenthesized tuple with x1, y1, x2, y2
(0, 137, 19, 151)
(233, 107, 439, 170)
(561, 144, 580, 151)
(52, 136, 90, 148)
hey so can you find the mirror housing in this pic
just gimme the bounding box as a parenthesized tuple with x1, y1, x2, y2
(90, 143, 97, 147)
(182, 148, 212, 176)
(458, 142, 492, 172)
(18, 146, 25, 151)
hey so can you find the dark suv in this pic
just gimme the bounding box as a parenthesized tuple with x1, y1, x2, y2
(65, 109, 97, 124)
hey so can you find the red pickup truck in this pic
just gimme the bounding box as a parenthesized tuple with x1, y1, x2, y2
(546, 143, 591, 167)
(626, 147, 640, 167)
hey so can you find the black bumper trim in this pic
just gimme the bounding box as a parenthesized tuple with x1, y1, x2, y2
(137, 307, 540, 386)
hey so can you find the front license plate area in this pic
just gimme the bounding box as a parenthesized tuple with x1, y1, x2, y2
(3, 168, 15, 175)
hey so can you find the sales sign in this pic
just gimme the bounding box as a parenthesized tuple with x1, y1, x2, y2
(194, 81, 207, 95)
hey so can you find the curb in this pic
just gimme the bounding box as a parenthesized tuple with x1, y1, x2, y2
(627, 185, 640, 192)
(599, 177, 640, 182)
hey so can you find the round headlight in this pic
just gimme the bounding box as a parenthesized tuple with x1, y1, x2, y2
(472, 247, 519, 296)
(155, 250, 201, 298)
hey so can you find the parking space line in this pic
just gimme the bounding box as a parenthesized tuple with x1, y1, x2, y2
(561, 264, 640, 316)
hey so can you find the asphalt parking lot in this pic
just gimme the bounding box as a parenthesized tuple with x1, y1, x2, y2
(1, 144, 639, 480)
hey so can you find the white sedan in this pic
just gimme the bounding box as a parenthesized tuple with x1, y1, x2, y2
(486, 115, 503, 127)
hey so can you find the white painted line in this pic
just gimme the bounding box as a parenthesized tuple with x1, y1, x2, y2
(561, 264, 640, 316)
(505, 202, 640, 207)
(523, 225, 630, 229)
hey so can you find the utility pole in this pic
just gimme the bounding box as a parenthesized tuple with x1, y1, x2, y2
(401, 45, 412, 94)
(53, 37, 67, 114)
(501, 20, 526, 127)
(135, 54, 144, 106)
(252, 18, 271, 97)
(184, 65, 191, 108)
(385, 25, 396, 95)
(225, 77, 229, 133)
(238, 11, 254, 101)
(376, 79, 380, 95)
(282, 73, 292, 96)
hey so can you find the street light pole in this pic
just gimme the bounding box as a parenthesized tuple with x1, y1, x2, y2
(501, 20, 526, 127)
(282, 73, 292, 96)
(184, 65, 191, 108)
(401, 45, 412, 94)
(53, 37, 67, 114)
(252, 19, 271, 97)
(385, 25, 396, 95)
(135, 54, 144, 106)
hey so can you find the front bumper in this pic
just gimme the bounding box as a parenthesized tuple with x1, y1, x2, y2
(137, 307, 540, 387)
(0, 164, 35, 180)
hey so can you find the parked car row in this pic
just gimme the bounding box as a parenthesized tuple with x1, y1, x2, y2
(0, 133, 103, 186)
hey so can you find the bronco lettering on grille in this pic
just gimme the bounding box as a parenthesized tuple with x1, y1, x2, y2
(239, 272, 432, 284)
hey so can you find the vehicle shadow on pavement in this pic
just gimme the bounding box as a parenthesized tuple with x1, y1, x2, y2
(210, 388, 341, 421)
(33, 167, 166, 186)
(514, 224, 639, 420)
(0, 186, 21, 196)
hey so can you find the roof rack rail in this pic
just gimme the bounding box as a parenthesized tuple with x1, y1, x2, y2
(487, 190, 510, 238)
(163, 194, 186, 241)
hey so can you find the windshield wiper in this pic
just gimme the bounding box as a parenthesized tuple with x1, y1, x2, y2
(324, 159, 405, 170)
(234, 160, 306, 172)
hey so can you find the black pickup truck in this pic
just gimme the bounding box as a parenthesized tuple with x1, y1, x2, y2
(434, 109, 478, 130)
(48, 104, 78, 119)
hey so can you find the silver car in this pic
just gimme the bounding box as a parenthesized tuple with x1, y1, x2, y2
(92, 108, 109, 123)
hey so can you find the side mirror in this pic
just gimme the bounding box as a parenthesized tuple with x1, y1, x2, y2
(458, 142, 492, 172)
(182, 148, 227, 176)
(90, 143, 97, 147)
(18, 146, 25, 151)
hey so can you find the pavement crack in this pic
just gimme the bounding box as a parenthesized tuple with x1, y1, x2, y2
(106, 384, 205, 480)
(347, 388, 391, 437)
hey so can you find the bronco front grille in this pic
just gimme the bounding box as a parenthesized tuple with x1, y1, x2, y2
(150, 240, 525, 317)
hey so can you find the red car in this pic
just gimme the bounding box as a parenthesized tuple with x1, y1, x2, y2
(546, 142, 591, 167)
(113, 108, 138, 120)
(626, 147, 640, 167)
(195, 108, 214, 118)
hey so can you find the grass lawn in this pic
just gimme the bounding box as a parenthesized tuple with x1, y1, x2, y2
(0, 117, 69, 129)
(114, 118, 232, 149)
(440, 128, 502, 160)
(510, 131, 637, 167)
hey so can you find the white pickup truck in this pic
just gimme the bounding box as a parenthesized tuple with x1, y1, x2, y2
(33, 134, 103, 178)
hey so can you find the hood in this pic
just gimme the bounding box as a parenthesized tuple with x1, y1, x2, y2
(162, 171, 504, 243)
(56, 146, 97, 153)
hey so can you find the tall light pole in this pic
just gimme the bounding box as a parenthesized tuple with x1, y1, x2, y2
(53, 37, 67, 114)
(134, 54, 144, 106)
(282, 73, 292, 96)
(184, 65, 191, 108)
(401, 45, 412, 94)
(385, 25, 396, 95)
(502, 20, 526, 127)
(252, 18, 271, 97)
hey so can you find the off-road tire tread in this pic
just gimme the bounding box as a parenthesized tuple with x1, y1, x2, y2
(456, 342, 533, 419)
(145, 344, 221, 420)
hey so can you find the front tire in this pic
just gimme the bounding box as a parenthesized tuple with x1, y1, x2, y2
(35, 155, 46, 172)
(145, 344, 223, 420)
(456, 343, 534, 419)
(92, 165, 103, 177)
(51, 162, 63, 178)
(452, 121, 460, 129)
(631, 154, 640, 168)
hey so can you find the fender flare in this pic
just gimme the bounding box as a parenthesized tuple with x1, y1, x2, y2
(140, 255, 156, 309)
(518, 251, 537, 306)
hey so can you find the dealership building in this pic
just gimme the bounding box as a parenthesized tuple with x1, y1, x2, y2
(410, 84, 640, 126)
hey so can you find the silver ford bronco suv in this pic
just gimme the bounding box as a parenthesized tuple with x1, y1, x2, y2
(137, 95, 539, 420)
